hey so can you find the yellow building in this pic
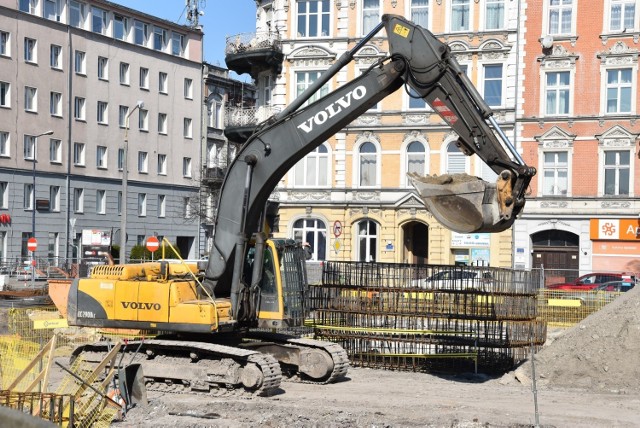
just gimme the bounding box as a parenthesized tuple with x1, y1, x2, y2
(227, 0, 520, 267)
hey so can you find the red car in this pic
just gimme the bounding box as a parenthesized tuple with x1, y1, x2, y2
(547, 272, 636, 290)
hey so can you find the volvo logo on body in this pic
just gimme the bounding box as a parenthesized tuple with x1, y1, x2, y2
(121, 301, 161, 310)
(297, 85, 367, 133)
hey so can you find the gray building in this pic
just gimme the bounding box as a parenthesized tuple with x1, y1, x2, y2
(0, 0, 203, 264)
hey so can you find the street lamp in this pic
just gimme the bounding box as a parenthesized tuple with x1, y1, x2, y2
(30, 129, 53, 284)
(120, 101, 144, 264)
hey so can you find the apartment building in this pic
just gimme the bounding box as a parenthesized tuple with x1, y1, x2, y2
(225, 0, 521, 266)
(0, 0, 203, 263)
(515, 0, 640, 276)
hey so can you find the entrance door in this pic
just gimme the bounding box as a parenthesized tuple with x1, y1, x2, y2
(531, 230, 579, 285)
(176, 236, 194, 259)
(402, 222, 428, 264)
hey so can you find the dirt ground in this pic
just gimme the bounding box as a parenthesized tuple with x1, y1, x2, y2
(111, 286, 640, 428)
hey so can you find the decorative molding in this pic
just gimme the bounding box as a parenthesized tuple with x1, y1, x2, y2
(597, 41, 639, 65)
(403, 130, 428, 143)
(601, 200, 632, 208)
(538, 44, 579, 69)
(540, 201, 569, 209)
(595, 125, 639, 148)
(352, 191, 381, 201)
(402, 113, 428, 125)
(289, 190, 331, 201)
(535, 126, 577, 147)
(356, 114, 381, 126)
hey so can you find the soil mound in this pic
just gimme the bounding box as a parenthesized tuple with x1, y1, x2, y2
(516, 286, 640, 392)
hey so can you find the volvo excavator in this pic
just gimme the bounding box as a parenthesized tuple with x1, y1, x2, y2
(56, 14, 535, 397)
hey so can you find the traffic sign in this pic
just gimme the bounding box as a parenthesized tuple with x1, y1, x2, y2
(146, 236, 160, 252)
(27, 237, 37, 252)
(333, 220, 343, 237)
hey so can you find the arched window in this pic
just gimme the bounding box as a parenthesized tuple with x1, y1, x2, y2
(407, 140, 427, 177)
(292, 218, 327, 261)
(446, 141, 467, 173)
(292, 143, 330, 187)
(359, 142, 377, 187)
(357, 220, 378, 262)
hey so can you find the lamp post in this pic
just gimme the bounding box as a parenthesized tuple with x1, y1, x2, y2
(120, 101, 144, 264)
(30, 129, 53, 283)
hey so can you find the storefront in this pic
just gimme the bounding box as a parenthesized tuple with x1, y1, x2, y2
(590, 219, 640, 273)
(450, 233, 491, 266)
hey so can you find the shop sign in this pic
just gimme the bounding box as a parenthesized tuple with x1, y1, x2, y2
(451, 232, 490, 247)
(590, 219, 640, 241)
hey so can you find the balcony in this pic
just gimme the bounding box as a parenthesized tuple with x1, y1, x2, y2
(225, 31, 284, 77)
(202, 166, 226, 186)
(224, 105, 282, 143)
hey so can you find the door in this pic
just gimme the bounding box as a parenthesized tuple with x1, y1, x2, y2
(402, 221, 428, 265)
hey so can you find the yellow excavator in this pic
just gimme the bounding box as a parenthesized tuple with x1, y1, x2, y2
(52, 14, 535, 396)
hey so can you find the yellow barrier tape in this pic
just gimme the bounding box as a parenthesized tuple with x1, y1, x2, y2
(548, 298, 582, 307)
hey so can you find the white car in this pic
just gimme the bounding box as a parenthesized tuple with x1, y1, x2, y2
(413, 269, 493, 291)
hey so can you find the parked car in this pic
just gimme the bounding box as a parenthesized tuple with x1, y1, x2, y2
(413, 269, 493, 290)
(547, 272, 636, 290)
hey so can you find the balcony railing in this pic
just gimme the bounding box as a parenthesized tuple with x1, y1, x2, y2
(225, 105, 282, 128)
(225, 31, 282, 56)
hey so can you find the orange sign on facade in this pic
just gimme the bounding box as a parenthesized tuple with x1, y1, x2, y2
(589, 219, 640, 241)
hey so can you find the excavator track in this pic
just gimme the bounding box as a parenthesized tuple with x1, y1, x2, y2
(243, 332, 349, 384)
(72, 339, 282, 397)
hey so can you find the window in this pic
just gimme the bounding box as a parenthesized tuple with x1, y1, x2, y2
(138, 151, 148, 173)
(50, 91, 62, 116)
(19, 0, 36, 14)
(0, 82, 9, 107)
(208, 101, 222, 128)
(0, 132, 9, 157)
(158, 113, 167, 134)
(183, 118, 192, 138)
(362, 0, 380, 34)
(548, 0, 573, 35)
(451, 0, 471, 32)
(49, 186, 60, 212)
(157, 154, 167, 175)
(96, 189, 106, 214)
(293, 144, 329, 187)
(357, 220, 378, 262)
(183, 157, 192, 177)
(96, 145, 107, 168)
(0, 182, 8, 208)
(184, 78, 193, 99)
(73, 142, 85, 166)
(446, 142, 467, 173)
(406, 141, 427, 184)
(74, 96, 85, 120)
(138, 193, 147, 216)
(158, 195, 166, 217)
(91, 7, 108, 35)
(410, 0, 429, 29)
(610, 0, 636, 32)
(485, 0, 505, 30)
(49, 138, 61, 163)
(24, 86, 37, 112)
(98, 56, 108, 80)
(606, 68, 633, 113)
(295, 71, 329, 105)
(118, 148, 124, 171)
(408, 87, 427, 109)
(114, 14, 128, 40)
(292, 218, 327, 261)
(138, 108, 148, 130)
(69, 1, 86, 28)
(1, 31, 9, 57)
(483, 64, 503, 107)
(23, 135, 36, 160)
(44, 0, 60, 21)
(24, 38, 36, 63)
(118, 105, 129, 128)
(297, 0, 330, 37)
(542, 152, 568, 196)
(119, 62, 130, 85)
(183, 197, 191, 218)
(73, 188, 84, 212)
(97, 101, 108, 124)
(24, 183, 34, 210)
(172, 32, 184, 56)
(358, 142, 377, 187)
(134, 20, 148, 45)
(50, 45, 62, 69)
(545, 71, 570, 115)
(604, 150, 630, 195)
(159, 72, 168, 93)
(139, 67, 149, 89)
(153, 26, 167, 51)
(74, 50, 85, 74)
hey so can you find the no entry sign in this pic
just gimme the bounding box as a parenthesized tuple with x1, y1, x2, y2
(146, 236, 160, 252)
(27, 237, 37, 252)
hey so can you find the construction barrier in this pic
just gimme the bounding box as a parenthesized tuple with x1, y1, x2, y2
(536, 288, 625, 327)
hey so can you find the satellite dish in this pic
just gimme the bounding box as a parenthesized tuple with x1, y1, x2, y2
(541, 35, 554, 49)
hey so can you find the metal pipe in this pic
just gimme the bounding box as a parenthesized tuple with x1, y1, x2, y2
(30, 130, 53, 285)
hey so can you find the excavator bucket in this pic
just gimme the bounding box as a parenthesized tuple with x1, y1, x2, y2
(409, 172, 516, 234)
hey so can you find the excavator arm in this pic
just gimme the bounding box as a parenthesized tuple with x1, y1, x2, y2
(205, 14, 535, 316)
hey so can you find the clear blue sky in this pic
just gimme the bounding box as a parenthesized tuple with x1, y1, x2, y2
(113, 0, 257, 67)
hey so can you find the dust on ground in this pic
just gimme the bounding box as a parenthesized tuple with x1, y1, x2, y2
(110, 287, 640, 428)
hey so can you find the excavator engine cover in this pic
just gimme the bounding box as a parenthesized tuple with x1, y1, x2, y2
(409, 172, 516, 234)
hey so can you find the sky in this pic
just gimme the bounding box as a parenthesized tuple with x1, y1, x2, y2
(113, 0, 257, 68)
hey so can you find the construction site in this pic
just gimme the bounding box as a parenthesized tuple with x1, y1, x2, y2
(1, 261, 639, 427)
